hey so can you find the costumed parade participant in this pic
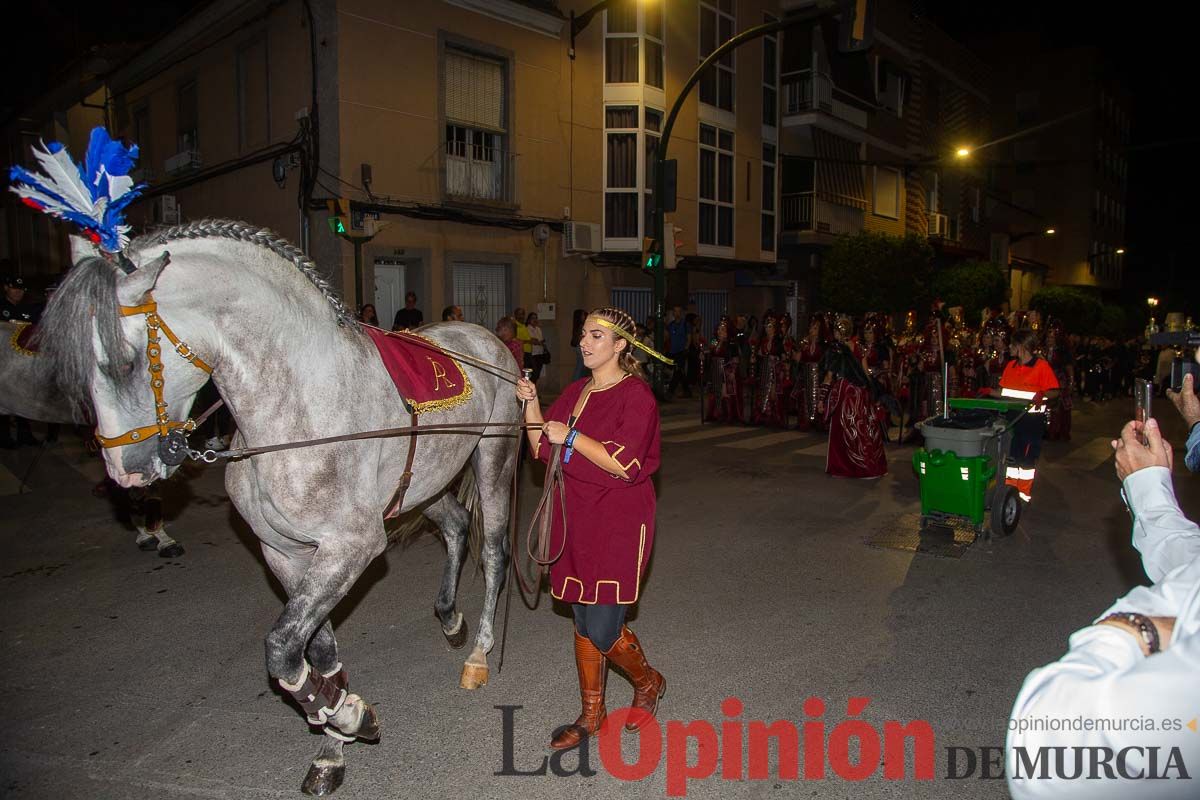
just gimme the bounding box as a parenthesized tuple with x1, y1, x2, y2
(516, 306, 667, 750)
(791, 315, 827, 431)
(984, 328, 1060, 503)
(751, 314, 789, 427)
(821, 315, 888, 478)
(1044, 320, 1074, 441)
(1, 275, 44, 448)
(981, 309, 1011, 391)
(956, 329, 984, 398)
(704, 316, 744, 423)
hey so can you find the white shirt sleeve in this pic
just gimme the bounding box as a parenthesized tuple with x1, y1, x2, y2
(1005, 466, 1200, 799)
(1124, 466, 1200, 582)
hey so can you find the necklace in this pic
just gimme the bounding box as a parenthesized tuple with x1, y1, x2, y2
(590, 374, 624, 391)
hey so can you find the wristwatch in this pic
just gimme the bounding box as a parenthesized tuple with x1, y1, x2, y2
(1099, 612, 1160, 655)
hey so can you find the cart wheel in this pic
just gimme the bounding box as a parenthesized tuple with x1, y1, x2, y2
(991, 485, 1021, 537)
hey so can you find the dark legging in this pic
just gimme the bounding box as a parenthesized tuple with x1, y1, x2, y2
(1009, 411, 1047, 468)
(572, 603, 628, 652)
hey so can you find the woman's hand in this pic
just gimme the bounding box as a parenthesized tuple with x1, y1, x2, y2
(542, 420, 571, 445)
(516, 377, 538, 404)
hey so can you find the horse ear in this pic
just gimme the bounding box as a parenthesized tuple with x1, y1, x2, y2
(115, 251, 171, 306)
(68, 235, 101, 265)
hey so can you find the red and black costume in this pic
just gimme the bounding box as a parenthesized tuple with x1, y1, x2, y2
(751, 323, 790, 427)
(704, 321, 744, 424)
(823, 334, 888, 478)
(791, 331, 826, 431)
(1044, 327, 1074, 442)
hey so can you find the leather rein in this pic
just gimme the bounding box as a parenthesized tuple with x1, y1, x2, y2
(99, 292, 568, 662)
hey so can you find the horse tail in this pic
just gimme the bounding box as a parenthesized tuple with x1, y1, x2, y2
(456, 459, 487, 567)
(384, 462, 485, 568)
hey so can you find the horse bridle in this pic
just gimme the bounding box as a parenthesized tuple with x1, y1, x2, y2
(93, 292, 213, 461)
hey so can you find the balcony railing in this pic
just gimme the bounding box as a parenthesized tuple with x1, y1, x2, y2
(444, 145, 518, 205)
(782, 70, 833, 115)
(781, 192, 863, 236)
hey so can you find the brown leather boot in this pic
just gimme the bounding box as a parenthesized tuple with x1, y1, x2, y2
(549, 631, 607, 750)
(604, 626, 666, 732)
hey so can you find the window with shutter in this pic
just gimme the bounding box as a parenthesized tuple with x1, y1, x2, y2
(443, 47, 510, 202)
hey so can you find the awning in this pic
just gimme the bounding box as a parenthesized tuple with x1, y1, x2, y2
(813, 127, 867, 209)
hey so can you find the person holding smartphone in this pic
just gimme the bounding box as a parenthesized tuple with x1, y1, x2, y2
(1167, 345, 1200, 473)
(985, 328, 1060, 503)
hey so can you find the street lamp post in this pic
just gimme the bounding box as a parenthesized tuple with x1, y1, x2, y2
(649, 6, 830, 396)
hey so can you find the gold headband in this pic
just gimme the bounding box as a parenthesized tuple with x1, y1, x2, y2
(590, 317, 675, 366)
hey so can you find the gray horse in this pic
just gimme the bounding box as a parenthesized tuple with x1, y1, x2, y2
(40, 221, 519, 795)
(0, 320, 183, 555)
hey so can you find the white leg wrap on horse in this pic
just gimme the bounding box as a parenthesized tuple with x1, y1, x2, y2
(153, 529, 179, 551)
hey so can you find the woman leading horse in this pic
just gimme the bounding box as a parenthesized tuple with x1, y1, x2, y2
(515, 306, 668, 749)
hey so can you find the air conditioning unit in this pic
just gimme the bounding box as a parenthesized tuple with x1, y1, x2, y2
(562, 221, 601, 255)
(154, 195, 180, 225)
(164, 149, 202, 175)
(928, 212, 949, 238)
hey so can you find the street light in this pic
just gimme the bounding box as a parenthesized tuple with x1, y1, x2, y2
(1116, 248, 1125, 255)
(1148, 297, 1160, 308)
(955, 147, 972, 158)
(1010, 227, 1056, 244)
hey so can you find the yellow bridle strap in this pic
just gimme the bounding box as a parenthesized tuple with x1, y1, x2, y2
(94, 296, 212, 450)
(591, 317, 675, 366)
(120, 302, 213, 374)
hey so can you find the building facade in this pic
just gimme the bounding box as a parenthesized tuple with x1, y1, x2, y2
(3, 0, 799, 391)
(777, 0, 994, 319)
(985, 44, 1130, 306)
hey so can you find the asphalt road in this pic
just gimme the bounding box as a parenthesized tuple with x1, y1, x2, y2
(2, 395, 1196, 799)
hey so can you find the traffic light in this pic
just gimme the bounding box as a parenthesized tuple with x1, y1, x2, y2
(642, 236, 662, 273)
(664, 224, 683, 269)
(326, 198, 351, 238)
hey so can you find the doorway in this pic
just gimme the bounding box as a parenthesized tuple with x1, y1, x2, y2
(374, 257, 410, 328)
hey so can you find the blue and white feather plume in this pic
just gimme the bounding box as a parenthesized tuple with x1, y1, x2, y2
(8, 127, 146, 252)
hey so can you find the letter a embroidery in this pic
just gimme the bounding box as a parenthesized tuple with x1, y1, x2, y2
(429, 358, 457, 392)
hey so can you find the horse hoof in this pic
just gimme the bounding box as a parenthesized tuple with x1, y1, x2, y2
(301, 763, 345, 796)
(459, 662, 488, 690)
(158, 543, 185, 558)
(443, 617, 469, 650)
(136, 537, 158, 551)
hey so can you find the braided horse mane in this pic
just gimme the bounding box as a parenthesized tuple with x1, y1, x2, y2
(133, 219, 359, 328)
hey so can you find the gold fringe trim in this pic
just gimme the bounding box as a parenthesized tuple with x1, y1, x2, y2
(395, 330, 474, 414)
(9, 323, 37, 357)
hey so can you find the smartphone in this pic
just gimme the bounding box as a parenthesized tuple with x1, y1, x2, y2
(1170, 358, 1199, 393)
(1134, 379, 1152, 446)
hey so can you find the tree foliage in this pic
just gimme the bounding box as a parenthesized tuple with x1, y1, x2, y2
(931, 260, 1008, 325)
(1029, 286, 1103, 332)
(819, 232, 934, 314)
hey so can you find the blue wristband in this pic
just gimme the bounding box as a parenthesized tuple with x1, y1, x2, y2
(563, 428, 579, 463)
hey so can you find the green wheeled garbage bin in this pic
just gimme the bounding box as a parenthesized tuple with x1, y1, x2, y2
(913, 398, 1028, 539)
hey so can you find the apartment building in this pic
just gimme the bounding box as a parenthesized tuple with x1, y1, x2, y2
(777, 0, 993, 316)
(984, 43, 1130, 306)
(2, 0, 795, 390)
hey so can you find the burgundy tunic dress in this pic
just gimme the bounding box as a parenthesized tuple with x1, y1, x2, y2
(535, 375, 661, 605)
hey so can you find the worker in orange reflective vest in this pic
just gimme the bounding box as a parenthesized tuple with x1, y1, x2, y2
(995, 328, 1061, 502)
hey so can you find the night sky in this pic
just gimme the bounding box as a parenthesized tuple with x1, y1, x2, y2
(3, 1, 1192, 315)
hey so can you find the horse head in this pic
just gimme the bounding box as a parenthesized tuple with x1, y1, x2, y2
(49, 235, 212, 486)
